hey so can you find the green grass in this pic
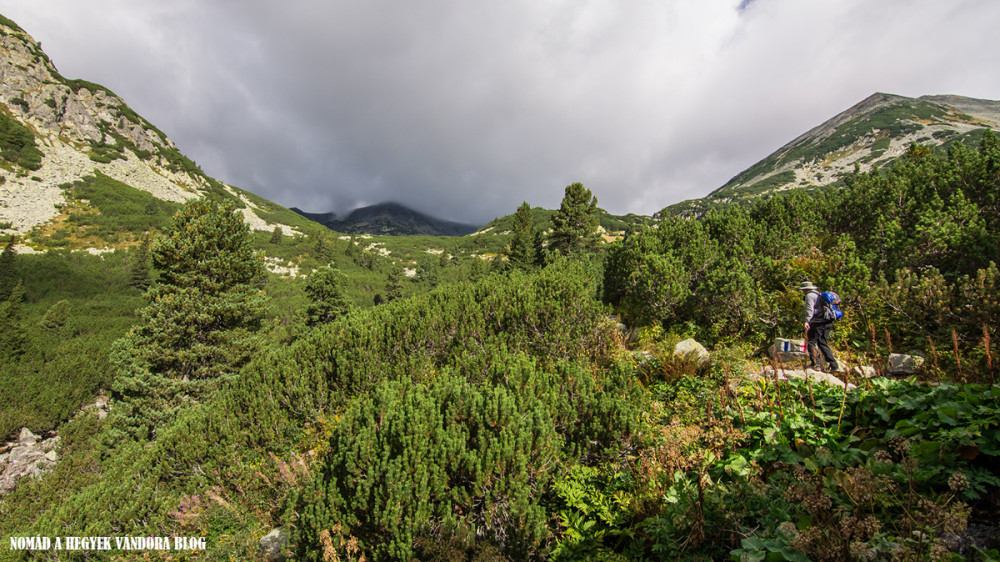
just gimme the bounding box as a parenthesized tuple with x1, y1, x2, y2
(60, 172, 182, 242)
(743, 170, 797, 195)
(0, 13, 25, 32)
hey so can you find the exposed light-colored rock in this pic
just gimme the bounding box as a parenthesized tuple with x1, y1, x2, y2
(1, 428, 60, 495)
(888, 353, 925, 375)
(673, 338, 710, 366)
(258, 528, 289, 562)
(366, 243, 391, 256)
(264, 256, 300, 278)
(758, 366, 856, 390)
(18, 427, 38, 445)
(768, 338, 808, 365)
(0, 27, 300, 241)
(853, 365, 877, 378)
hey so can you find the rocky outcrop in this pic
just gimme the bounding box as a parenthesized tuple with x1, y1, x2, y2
(674, 338, 710, 366)
(0, 428, 60, 495)
(0, 20, 299, 241)
(0, 25, 166, 152)
(0, 395, 109, 495)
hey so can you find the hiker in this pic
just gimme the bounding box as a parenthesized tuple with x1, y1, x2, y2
(798, 281, 840, 372)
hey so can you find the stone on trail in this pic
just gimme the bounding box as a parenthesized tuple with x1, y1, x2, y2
(769, 338, 808, 364)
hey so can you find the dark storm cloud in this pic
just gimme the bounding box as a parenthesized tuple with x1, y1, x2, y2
(1, 0, 998, 223)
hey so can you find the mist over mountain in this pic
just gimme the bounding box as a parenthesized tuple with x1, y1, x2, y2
(292, 202, 481, 237)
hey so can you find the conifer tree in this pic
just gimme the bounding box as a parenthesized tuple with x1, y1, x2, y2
(305, 266, 350, 325)
(507, 201, 536, 270)
(385, 267, 404, 303)
(39, 299, 71, 329)
(127, 234, 152, 291)
(312, 233, 335, 264)
(548, 182, 599, 257)
(532, 229, 548, 267)
(0, 281, 25, 361)
(345, 235, 358, 257)
(0, 239, 17, 301)
(110, 198, 268, 440)
(270, 225, 283, 245)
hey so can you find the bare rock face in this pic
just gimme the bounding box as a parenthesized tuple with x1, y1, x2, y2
(0, 24, 204, 234)
(0, 428, 60, 495)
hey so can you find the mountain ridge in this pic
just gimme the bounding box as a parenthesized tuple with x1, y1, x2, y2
(292, 201, 481, 236)
(666, 92, 1000, 215)
(0, 16, 312, 250)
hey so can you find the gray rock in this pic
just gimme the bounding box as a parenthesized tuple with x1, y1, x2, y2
(258, 528, 289, 562)
(674, 338, 710, 366)
(631, 350, 654, 363)
(888, 353, 925, 375)
(760, 367, 857, 390)
(18, 427, 37, 445)
(1, 430, 60, 495)
(853, 365, 877, 379)
(769, 338, 808, 365)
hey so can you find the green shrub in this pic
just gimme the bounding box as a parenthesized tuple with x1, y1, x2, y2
(63, 172, 182, 237)
(38, 299, 71, 328)
(294, 372, 561, 560)
(0, 109, 43, 170)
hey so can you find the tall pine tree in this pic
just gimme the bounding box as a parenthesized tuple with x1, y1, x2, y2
(507, 201, 536, 270)
(127, 234, 152, 291)
(0, 239, 17, 301)
(548, 182, 599, 257)
(305, 266, 350, 325)
(110, 198, 268, 440)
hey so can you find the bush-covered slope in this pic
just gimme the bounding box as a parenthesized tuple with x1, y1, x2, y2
(1, 135, 998, 561)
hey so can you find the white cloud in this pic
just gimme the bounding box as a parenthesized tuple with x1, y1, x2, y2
(1, 0, 998, 222)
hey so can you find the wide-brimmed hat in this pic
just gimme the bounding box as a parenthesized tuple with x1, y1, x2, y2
(797, 281, 818, 291)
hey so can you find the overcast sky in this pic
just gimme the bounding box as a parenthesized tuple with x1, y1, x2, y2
(2, 1, 998, 223)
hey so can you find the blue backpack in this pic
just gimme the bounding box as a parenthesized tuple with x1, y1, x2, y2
(820, 291, 844, 321)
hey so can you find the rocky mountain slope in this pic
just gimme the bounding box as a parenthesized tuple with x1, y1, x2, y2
(666, 92, 1000, 215)
(293, 201, 481, 236)
(0, 15, 305, 250)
